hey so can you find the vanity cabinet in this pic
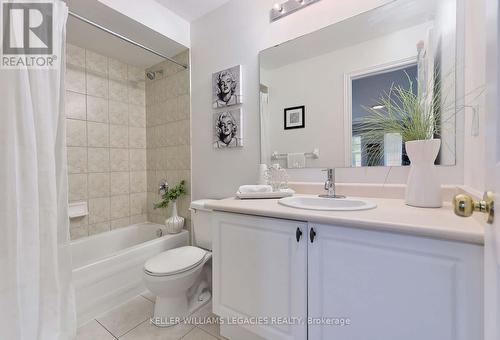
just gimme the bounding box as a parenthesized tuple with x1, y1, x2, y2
(212, 212, 483, 340)
(308, 223, 483, 340)
(212, 212, 308, 340)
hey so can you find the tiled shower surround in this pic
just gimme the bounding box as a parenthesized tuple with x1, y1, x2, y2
(145, 52, 191, 229)
(66, 44, 148, 239)
(66, 44, 191, 240)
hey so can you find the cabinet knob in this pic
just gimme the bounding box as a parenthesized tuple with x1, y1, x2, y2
(310, 228, 316, 243)
(296, 227, 303, 242)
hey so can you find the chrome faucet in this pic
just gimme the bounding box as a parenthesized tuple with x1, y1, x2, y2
(319, 168, 345, 198)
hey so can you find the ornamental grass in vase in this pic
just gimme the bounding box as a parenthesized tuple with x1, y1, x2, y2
(355, 75, 450, 208)
(154, 180, 187, 233)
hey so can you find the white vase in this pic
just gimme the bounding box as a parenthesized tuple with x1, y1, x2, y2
(405, 139, 442, 208)
(165, 201, 185, 234)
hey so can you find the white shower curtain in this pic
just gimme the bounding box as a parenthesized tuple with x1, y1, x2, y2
(0, 1, 75, 340)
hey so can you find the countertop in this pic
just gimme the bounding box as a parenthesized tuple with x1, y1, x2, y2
(206, 195, 485, 245)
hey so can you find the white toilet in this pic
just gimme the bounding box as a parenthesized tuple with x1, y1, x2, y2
(143, 199, 215, 327)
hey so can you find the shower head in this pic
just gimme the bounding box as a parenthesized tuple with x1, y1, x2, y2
(146, 70, 163, 80)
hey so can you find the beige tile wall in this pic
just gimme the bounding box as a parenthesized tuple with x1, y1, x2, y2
(66, 44, 148, 239)
(145, 51, 191, 228)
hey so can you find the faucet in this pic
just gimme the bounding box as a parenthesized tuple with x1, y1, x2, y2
(319, 168, 345, 198)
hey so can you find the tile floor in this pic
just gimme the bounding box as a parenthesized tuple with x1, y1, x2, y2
(76, 292, 227, 340)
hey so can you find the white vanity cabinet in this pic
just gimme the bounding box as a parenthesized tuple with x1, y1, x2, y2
(212, 212, 483, 340)
(212, 212, 308, 340)
(307, 223, 483, 340)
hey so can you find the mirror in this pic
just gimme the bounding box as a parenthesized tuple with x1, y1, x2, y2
(259, 0, 458, 169)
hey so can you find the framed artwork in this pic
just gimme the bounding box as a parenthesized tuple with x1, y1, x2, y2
(212, 65, 242, 108)
(213, 109, 243, 149)
(284, 106, 305, 130)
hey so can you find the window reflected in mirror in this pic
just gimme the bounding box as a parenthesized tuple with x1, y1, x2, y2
(351, 64, 417, 167)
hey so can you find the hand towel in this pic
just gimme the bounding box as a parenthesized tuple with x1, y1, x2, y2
(238, 185, 273, 193)
(287, 153, 306, 168)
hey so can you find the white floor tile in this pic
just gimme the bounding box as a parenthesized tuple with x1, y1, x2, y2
(141, 290, 156, 303)
(182, 327, 220, 340)
(190, 303, 223, 339)
(119, 319, 194, 340)
(96, 295, 154, 338)
(76, 320, 116, 340)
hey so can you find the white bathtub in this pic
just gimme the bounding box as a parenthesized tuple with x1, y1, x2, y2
(71, 222, 188, 325)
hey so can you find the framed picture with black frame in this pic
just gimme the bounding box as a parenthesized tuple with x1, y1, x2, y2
(284, 105, 305, 130)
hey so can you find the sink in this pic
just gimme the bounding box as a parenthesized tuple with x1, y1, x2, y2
(278, 196, 376, 211)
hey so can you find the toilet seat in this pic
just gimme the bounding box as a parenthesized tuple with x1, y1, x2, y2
(144, 246, 207, 277)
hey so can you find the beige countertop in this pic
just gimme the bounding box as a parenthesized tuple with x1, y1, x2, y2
(206, 195, 485, 245)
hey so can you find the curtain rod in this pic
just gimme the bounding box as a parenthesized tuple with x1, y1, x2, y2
(68, 11, 189, 70)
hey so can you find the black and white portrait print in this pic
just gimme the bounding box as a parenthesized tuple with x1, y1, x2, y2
(212, 65, 242, 108)
(213, 109, 243, 149)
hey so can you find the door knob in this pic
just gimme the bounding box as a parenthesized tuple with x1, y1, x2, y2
(453, 192, 494, 224)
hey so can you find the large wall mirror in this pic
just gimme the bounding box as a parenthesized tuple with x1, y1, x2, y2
(259, 0, 459, 169)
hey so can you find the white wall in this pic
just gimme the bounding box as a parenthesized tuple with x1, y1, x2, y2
(190, 0, 468, 199)
(262, 23, 430, 168)
(463, 0, 486, 192)
(98, 0, 190, 48)
(191, 0, 396, 199)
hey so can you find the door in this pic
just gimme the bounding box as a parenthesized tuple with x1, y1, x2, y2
(212, 212, 307, 340)
(484, 0, 500, 338)
(307, 223, 482, 340)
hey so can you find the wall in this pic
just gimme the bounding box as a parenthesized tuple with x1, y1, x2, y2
(190, 0, 467, 200)
(463, 0, 487, 193)
(191, 0, 397, 200)
(97, 0, 190, 47)
(261, 23, 429, 168)
(66, 44, 148, 239)
(145, 52, 192, 228)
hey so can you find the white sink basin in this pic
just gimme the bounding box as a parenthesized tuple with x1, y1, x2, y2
(278, 196, 376, 211)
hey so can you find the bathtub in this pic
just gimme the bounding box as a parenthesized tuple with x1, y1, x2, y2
(71, 222, 188, 325)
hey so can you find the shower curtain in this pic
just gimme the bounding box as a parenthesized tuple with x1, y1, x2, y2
(0, 1, 75, 339)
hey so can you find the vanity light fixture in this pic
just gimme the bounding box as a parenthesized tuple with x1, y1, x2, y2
(270, 0, 321, 22)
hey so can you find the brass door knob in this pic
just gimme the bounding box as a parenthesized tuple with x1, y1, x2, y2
(453, 192, 495, 224)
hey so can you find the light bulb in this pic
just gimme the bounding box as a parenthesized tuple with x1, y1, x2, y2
(273, 3, 283, 12)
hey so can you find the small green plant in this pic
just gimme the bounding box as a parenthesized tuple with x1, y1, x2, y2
(154, 180, 186, 209)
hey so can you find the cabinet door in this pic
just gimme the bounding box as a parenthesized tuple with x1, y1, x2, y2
(212, 212, 307, 340)
(308, 223, 483, 340)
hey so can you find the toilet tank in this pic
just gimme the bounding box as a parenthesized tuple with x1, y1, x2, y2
(190, 199, 216, 251)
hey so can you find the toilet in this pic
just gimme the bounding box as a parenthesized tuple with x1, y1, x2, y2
(143, 199, 215, 327)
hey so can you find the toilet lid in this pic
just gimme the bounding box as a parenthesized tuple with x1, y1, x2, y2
(144, 246, 206, 276)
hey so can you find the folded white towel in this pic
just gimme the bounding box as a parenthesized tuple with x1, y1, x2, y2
(238, 185, 273, 193)
(287, 153, 306, 169)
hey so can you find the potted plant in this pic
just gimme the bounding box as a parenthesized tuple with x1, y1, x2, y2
(355, 75, 447, 208)
(154, 180, 187, 233)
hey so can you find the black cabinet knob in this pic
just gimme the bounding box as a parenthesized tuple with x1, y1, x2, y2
(296, 227, 303, 242)
(310, 228, 316, 243)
